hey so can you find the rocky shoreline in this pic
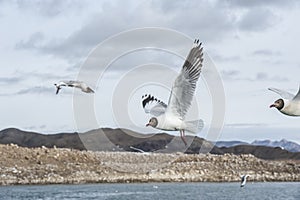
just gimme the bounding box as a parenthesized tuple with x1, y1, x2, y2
(0, 144, 299, 185)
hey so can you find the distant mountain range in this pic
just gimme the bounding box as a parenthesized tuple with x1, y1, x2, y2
(216, 139, 300, 153)
(214, 141, 249, 148)
(0, 128, 300, 160)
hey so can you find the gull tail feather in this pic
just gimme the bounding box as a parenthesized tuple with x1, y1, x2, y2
(185, 119, 204, 133)
(87, 87, 95, 93)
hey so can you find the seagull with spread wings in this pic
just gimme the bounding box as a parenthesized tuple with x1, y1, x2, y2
(54, 80, 95, 94)
(142, 39, 204, 146)
(240, 174, 250, 187)
(269, 86, 300, 116)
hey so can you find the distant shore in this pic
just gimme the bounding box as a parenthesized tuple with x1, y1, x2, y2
(0, 144, 299, 185)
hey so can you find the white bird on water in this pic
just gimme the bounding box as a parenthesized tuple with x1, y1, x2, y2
(54, 80, 95, 94)
(240, 174, 250, 187)
(269, 86, 300, 116)
(142, 39, 204, 146)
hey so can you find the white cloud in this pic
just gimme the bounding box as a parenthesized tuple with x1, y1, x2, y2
(252, 49, 281, 56)
(225, 0, 299, 9)
(237, 7, 278, 31)
(0, 76, 23, 85)
(0, 0, 300, 143)
(15, 0, 291, 61)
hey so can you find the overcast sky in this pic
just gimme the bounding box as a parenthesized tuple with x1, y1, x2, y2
(1, 0, 300, 143)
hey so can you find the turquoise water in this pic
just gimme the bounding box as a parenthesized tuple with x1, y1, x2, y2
(0, 182, 299, 200)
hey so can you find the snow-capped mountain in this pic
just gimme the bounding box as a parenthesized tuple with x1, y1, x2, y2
(251, 139, 300, 152)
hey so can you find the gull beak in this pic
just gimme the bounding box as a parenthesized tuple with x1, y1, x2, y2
(269, 104, 275, 108)
(146, 123, 150, 127)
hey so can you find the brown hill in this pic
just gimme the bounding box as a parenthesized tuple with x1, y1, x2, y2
(0, 128, 299, 160)
(0, 128, 85, 149)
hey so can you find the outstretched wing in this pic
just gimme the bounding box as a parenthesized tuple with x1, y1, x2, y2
(142, 94, 167, 116)
(65, 80, 81, 87)
(54, 81, 67, 95)
(268, 87, 294, 100)
(293, 85, 300, 100)
(166, 39, 204, 118)
(55, 87, 60, 95)
(241, 175, 245, 184)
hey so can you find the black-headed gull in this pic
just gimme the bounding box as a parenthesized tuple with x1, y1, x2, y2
(54, 80, 94, 94)
(142, 39, 204, 146)
(240, 174, 250, 187)
(269, 86, 300, 116)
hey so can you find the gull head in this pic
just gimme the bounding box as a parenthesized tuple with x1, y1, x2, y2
(146, 117, 158, 128)
(54, 83, 60, 88)
(270, 98, 284, 110)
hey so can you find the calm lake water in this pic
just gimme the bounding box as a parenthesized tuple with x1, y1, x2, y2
(0, 182, 299, 200)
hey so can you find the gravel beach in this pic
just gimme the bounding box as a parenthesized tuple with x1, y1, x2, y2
(0, 144, 299, 185)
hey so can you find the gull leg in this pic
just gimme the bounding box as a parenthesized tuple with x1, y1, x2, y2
(180, 130, 187, 146)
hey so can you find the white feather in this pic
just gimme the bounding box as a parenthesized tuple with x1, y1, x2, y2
(143, 40, 204, 136)
(268, 87, 294, 100)
(166, 42, 203, 119)
(142, 94, 167, 116)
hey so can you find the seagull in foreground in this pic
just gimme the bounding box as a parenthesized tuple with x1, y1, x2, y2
(268, 86, 300, 116)
(142, 39, 204, 146)
(240, 174, 250, 187)
(54, 80, 94, 94)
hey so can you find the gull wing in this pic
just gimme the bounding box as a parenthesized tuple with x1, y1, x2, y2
(292, 85, 300, 100)
(166, 39, 204, 118)
(142, 94, 167, 116)
(55, 81, 68, 94)
(65, 80, 81, 87)
(240, 177, 243, 184)
(55, 87, 61, 95)
(268, 87, 294, 100)
(64, 80, 94, 93)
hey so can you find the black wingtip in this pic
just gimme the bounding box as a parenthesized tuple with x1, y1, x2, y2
(142, 94, 154, 108)
(193, 39, 202, 47)
(141, 94, 167, 109)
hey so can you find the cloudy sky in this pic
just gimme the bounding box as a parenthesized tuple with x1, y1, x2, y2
(1, 0, 300, 143)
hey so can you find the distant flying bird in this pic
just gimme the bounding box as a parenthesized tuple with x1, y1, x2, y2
(54, 80, 95, 94)
(240, 174, 250, 187)
(129, 146, 150, 154)
(142, 39, 204, 146)
(268, 86, 300, 116)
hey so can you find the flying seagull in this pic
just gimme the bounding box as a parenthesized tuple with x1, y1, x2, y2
(240, 174, 250, 187)
(268, 86, 300, 116)
(142, 39, 204, 146)
(54, 80, 95, 94)
(129, 146, 150, 154)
